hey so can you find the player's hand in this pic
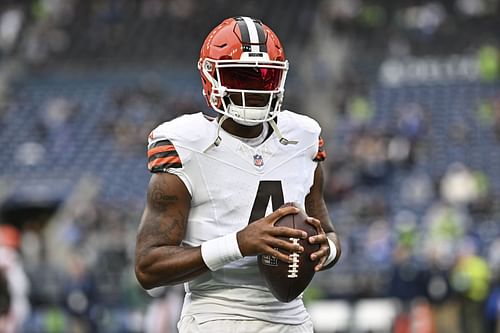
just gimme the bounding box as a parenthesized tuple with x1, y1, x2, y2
(306, 217, 330, 271)
(237, 206, 307, 263)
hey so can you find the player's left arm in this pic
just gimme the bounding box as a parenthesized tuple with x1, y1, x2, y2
(305, 163, 341, 271)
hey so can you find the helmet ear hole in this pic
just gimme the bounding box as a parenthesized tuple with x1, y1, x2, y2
(204, 60, 213, 72)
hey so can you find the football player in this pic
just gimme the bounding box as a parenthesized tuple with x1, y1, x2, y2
(135, 16, 341, 333)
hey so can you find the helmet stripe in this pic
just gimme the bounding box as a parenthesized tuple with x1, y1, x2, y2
(255, 21, 267, 53)
(235, 16, 268, 53)
(242, 17, 260, 53)
(235, 18, 251, 52)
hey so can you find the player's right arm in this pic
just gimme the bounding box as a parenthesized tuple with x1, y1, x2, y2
(135, 172, 305, 290)
(135, 172, 207, 289)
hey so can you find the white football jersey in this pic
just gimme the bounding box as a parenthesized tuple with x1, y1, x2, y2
(147, 111, 325, 325)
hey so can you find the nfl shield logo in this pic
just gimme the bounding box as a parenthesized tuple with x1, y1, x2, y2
(253, 154, 264, 167)
(261, 254, 278, 266)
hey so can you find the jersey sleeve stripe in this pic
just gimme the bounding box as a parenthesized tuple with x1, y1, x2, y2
(148, 150, 179, 163)
(148, 139, 175, 149)
(147, 139, 183, 171)
(147, 145, 177, 158)
(148, 156, 182, 171)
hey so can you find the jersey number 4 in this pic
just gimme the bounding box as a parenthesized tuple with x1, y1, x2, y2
(249, 180, 284, 223)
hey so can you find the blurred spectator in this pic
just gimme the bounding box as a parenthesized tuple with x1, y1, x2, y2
(422, 202, 468, 268)
(393, 210, 419, 250)
(324, 0, 361, 23)
(389, 245, 428, 330)
(491, 96, 500, 141)
(400, 2, 447, 37)
(20, 22, 69, 66)
(448, 119, 472, 143)
(391, 102, 428, 167)
(36, 0, 77, 25)
(440, 163, 480, 207)
(0, 6, 24, 55)
(143, 286, 183, 333)
(455, 0, 498, 17)
(0, 225, 30, 333)
(29, 96, 80, 156)
(364, 219, 392, 265)
(103, 78, 184, 154)
(346, 94, 374, 127)
(488, 239, 500, 280)
(478, 45, 499, 82)
(451, 239, 491, 333)
(346, 190, 388, 221)
(0, 268, 11, 328)
(467, 170, 494, 216)
(399, 171, 435, 208)
(324, 160, 357, 201)
(38, 97, 78, 140)
(140, 0, 165, 19)
(486, 239, 500, 332)
(485, 277, 500, 333)
(387, 33, 411, 58)
(351, 129, 391, 183)
(424, 248, 459, 333)
(396, 102, 427, 142)
(61, 252, 100, 333)
(14, 142, 46, 166)
(165, 0, 194, 20)
(387, 135, 414, 167)
(409, 298, 435, 333)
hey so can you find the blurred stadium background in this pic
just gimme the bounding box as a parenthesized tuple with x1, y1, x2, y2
(0, 0, 499, 332)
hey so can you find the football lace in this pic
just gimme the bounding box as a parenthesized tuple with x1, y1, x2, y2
(287, 237, 300, 278)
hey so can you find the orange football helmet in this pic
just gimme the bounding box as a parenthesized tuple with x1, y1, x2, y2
(198, 17, 289, 125)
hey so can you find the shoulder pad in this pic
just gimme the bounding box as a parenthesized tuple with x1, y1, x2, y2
(276, 110, 321, 139)
(277, 111, 325, 161)
(148, 112, 216, 151)
(147, 112, 216, 173)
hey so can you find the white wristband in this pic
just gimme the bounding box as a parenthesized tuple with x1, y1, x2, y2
(201, 232, 243, 271)
(324, 238, 338, 266)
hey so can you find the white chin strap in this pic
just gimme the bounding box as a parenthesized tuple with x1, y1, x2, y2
(228, 104, 272, 126)
(219, 89, 281, 125)
(233, 118, 258, 126)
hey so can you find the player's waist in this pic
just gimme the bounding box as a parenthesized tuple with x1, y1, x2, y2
(181, 287, 309, 325)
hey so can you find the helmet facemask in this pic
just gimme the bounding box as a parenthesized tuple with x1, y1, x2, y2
(200, 54, 289, 126)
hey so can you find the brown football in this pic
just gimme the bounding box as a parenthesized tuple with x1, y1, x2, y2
(258, 203, 320, 302)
